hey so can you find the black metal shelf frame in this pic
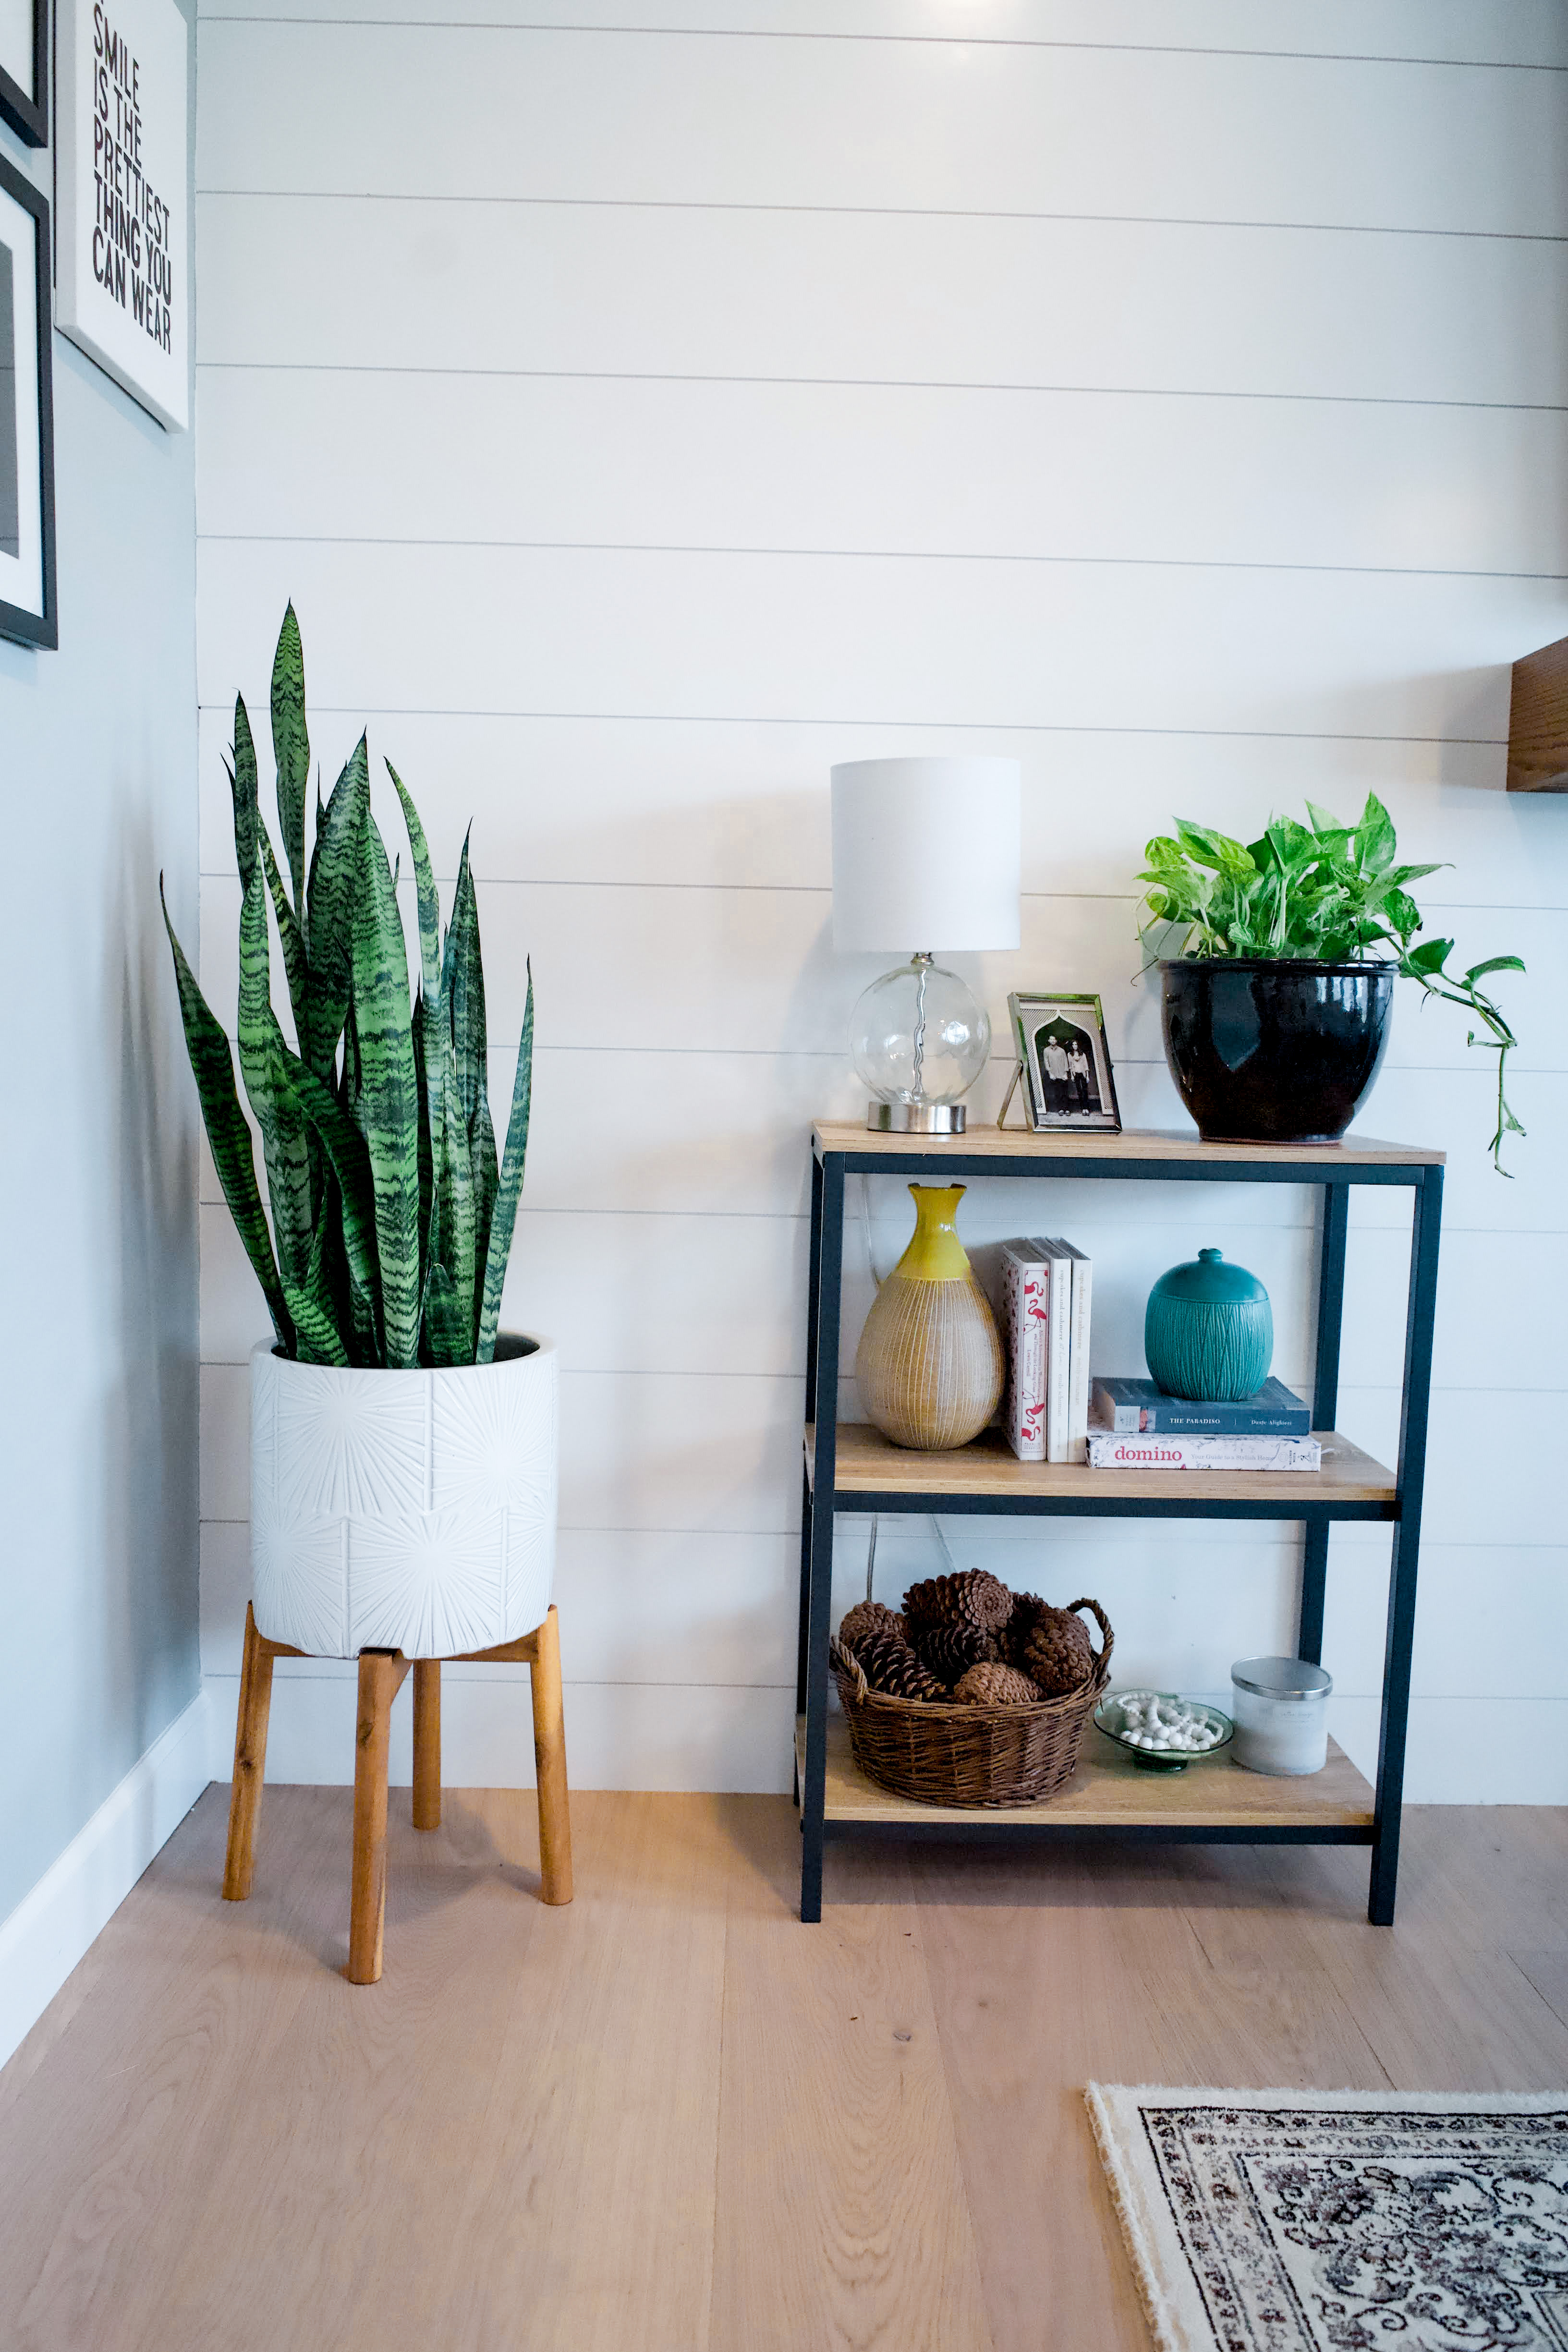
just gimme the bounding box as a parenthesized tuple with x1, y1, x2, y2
(795, 1138, 1444, 1925)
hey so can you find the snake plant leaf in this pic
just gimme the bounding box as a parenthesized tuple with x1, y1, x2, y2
(423, 1259, 472, 1369)
(472, 1092, 498, 1329)
(237, 854, 317, 1306)
(442, 833, 488, 1128)
(412, 991, 436, 1304)
(387, 761, 441, 1010)
(273, 1039, 384, 1355)
(434, 1047, 478, 1357)
(304, 733, 369, 1082)
(159, 875, 294, 1356)
(351, 807, 423, 1368)
(299, 1192, 351, 1348)
(229, 697, 260, 885)
(261, 832, 312, 1063)
(477, 962, 533, 1363)
(270, 602, 310, 921)
(280, 1270, 349, 1367)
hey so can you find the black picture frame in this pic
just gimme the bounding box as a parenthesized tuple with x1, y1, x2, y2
(0, 0, 48, 146)
(0, 150, 57, 649)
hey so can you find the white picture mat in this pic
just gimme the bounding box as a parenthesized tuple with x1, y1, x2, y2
(0, 0, 34, 101)
(0, 177, 44, 619)
(56, 0, 189, 431)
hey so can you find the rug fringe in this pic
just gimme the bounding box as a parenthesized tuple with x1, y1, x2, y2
(1083, 2085, 1187, 2352)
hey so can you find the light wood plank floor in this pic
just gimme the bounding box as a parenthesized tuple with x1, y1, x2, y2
(1, 1787, 1565, 2352)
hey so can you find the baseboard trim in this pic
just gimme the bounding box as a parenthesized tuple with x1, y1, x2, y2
(0, 1688, 213, 2073)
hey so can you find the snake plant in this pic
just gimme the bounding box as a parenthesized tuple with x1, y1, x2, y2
(163, 606, 533, 1366)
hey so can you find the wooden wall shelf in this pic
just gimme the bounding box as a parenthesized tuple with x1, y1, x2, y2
(1507, 633, 1568, 792)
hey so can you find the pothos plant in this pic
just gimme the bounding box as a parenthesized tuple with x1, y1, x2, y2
(162, 606, 533, 1366)
(1136, 794, 1524, 1172)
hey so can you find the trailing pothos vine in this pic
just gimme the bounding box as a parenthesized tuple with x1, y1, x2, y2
(1136, 795, 1524, 1172)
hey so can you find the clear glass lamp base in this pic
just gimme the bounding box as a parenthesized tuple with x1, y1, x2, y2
(850, 955, 990, 1135)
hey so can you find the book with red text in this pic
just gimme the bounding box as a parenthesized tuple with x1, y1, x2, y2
(972, 1240, 1050, 1461)
(1085, 1427, 1322, 1472)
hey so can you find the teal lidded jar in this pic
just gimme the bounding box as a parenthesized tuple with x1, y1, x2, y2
(1144, 1249, 1273, 1401)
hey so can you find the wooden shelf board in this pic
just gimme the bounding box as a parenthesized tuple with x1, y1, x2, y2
(808, 1423, 1397, 1508)
(798, 1712, 1375, 1831)
(1507, 631, 1568, 793)
(813, 1120, 1443, 1168)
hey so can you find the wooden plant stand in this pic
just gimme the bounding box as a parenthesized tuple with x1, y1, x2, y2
(224, 1601, 574, 1984)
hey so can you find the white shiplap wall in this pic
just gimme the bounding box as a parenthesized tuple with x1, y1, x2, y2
(193, 0, 1568, 1799)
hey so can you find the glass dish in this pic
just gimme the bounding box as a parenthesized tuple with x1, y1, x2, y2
(1094, 1691, 1235, 1773)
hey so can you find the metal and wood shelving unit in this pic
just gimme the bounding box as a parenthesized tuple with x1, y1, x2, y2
(795, 1121, 1445, 1925)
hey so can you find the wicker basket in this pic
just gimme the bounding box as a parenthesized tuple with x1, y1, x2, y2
(831, 1598, 1113, 1808)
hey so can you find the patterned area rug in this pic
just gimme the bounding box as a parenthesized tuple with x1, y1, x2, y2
(1087, 2085, 1568, 2352)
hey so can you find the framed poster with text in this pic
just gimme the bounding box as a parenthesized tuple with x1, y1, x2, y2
(0, 152, 57, 647)
(0, 0, 48, 146)
(56, 0, 187, 431)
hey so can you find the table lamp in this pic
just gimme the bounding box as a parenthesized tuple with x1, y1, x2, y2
(831, 755, 1021, 1133)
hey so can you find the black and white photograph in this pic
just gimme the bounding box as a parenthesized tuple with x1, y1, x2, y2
(0, 151, 56, 649)
(1009, 990, 1121, 1132)
(0, 0, 47, 146)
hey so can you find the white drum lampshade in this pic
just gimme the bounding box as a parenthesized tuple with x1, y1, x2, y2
(831, 757, 1021, 1131)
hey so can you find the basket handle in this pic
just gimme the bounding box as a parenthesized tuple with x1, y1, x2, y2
(1066, 1597, 1114, 1684)
(830, 1634, 870, 1702)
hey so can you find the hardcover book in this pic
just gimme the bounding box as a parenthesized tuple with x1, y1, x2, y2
(1090, 1375, 1312, 1437)
(1037, 1237, 1093, 1464)
(1085, 1427, 1322, 1472)
(1033, 1239, 1075, 1464)
(972, 1240, 1050, 1461)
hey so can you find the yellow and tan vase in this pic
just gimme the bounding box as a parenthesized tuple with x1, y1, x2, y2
(855, 1184, 1004, 1450)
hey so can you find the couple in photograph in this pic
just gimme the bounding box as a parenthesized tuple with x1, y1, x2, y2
(1034, 1024, 1101, 1118)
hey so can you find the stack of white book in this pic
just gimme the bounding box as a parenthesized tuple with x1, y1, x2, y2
(973, 1237, 1093, 1464)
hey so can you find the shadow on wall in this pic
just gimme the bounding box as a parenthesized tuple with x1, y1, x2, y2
(104, 797, 200, 1780)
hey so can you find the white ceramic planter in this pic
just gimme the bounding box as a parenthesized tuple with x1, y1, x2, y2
(249, 1334, 558, 1659)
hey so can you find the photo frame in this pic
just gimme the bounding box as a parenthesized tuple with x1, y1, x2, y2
(55, 0, 189, 431)
(0, 150, 57, 649)
(0, 0, 48, 146)
(1003, 992, 1121, 1133)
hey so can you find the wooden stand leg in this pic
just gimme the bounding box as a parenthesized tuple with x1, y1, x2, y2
(223, 1603, 276, 1901)
(530, 1605, 573, 1907)
(413, 1660, 441, 1831)
(349, 1652, 403, 1984)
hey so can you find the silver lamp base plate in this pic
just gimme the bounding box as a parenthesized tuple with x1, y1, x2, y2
(866, 1100, 966, 1134)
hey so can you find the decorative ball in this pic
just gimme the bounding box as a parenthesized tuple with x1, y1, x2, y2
(912, 1618, 998, 1686)
(1021, 1606, 1095, 1697)
(1144, 1248, 1273, 1402)
(954, 1662, 1041, 1707)
(839, 1600, 906, 1655)
(903, 1569, 1012, 1635)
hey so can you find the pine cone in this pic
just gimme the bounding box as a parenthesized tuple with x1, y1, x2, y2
(902, 1569, 1012, 1635)
(839, 1600, 906, 1655)
(998, 1591, 1050, 1671)
(912, 1618, 999, 1686)
(954, 1661, 1042, 1707)
(1021, 1605, 1095, 1697)
(852, 1627, 949, 1702)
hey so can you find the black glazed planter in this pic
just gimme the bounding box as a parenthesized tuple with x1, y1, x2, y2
(1159, 958, 1395, 1143)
